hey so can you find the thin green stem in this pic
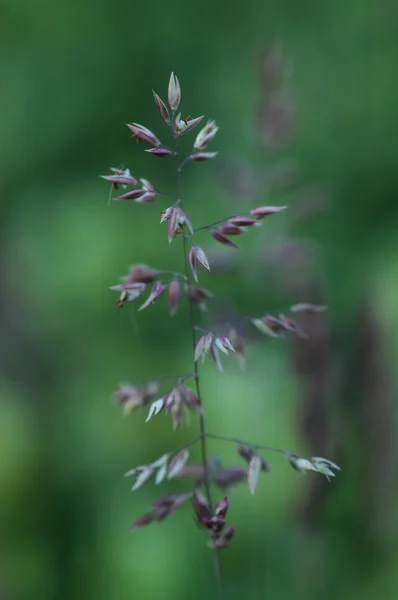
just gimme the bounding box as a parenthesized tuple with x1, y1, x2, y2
(178, 156, 190, 171)
(182, 237, 214, 506)
(193, 218, 230, 233)
(175, 143, 225, 600)
(169, 435, 202, 457)
(157, 191, 178, 200)
(194, 325, 214, 334)
(205, 432, 290, 455)
(193, 214, 242, 233)
(157, 269, 187, 281)
(151, 373, 195, 384)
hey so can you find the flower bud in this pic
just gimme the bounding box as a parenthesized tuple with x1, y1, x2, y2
(113, 384, 143, 413)
(101, 168, 137, 188)
(131, 512, 156, 529)
(168, 72, 181, 110)
(210, 344, 223, 372)
(110, 282, 147, 293)
(168, 280, 181, 316)
(204, 332, 213, 353)
(250, 205, 287, 219)
(192, 491, 212, 526)
(168, 207, 179, 243)
(196, 246, 210, 271)
(189, 152, 218, 162)
(213, 526, 235, 548)
(110, 282, 146, 307)
(165, 387, 180, 412)
(145, 147, 175, 157)
(123, 264, 158, 284)
(229, 327, 246, 369)
(218, 223, 245, 236)
(152, 90, 170, 123)
(189, 247, 199, 282)
(287, 453, 341, 481)
(160, 206, 174, 223)
(117, 179, 157, 203)
(177, 115, 204, 136)
(138, 282, 166, 311)
(194, 120, 219, 149)
(116, 189, 148, 201)
(228, 216, 257, 227)
(211, 229, 238, 248)
(178, 208, 193, 234)
(181, 385, 202, 414)
(218, 336, 235, 354)
(127, 123, 161, 147)
(237, 445, 254, 463)
(278, 313, 307, 337)
(194, 334, 209, 362)
(215, 496, 229, 518)
(173, 114, 204, 136)
(186, 285, 213, 310)
(290, 303, 327, 313)
(170, 402, 188, 429)
(166, 207, 193, 243)
(237, 445, 270, 472)
(251, 315, 286, 337)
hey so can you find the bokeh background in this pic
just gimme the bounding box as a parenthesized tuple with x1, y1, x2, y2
(1, 1, 398, 599)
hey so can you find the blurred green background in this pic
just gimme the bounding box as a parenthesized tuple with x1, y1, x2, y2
(1, 0, 398, 599)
